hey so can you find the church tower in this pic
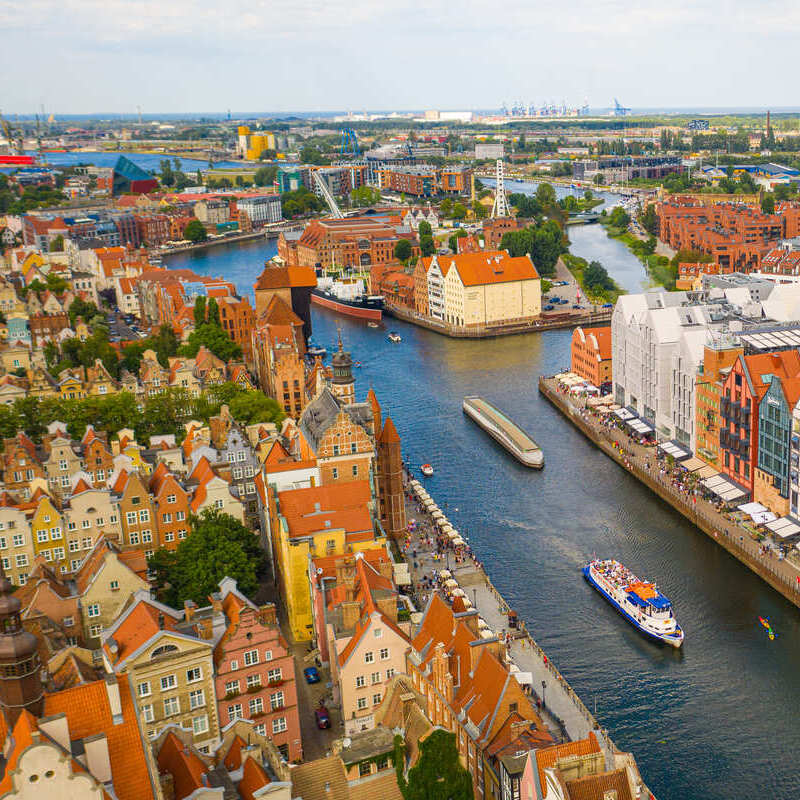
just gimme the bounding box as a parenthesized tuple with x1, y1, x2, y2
(330, 329, 355, 405)
(377, 415, 406, 540)
(0, 567, 43, 724)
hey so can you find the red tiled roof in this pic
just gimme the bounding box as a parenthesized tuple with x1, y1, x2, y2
(277, 481, 373, 541)
(238, 756, 272, 800)
(439, 250, 539, 285)
(103, 600, 180, 666)
(157, 732, 208, 800)
(223, 735, 247, 770)
(534, 733, 601, 791)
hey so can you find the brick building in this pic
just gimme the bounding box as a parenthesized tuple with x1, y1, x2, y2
(570, 325, 612, 386)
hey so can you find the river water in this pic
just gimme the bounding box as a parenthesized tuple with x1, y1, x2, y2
(163, 200, 799, 800)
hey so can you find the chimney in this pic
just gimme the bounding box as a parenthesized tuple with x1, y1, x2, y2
(104, 675, 123, 724)
(83, 733, 112, 784)
(158, 613, 165, 630)
(259, 603, 277, 627)
(341, 601, 361, 631)
(210, 592, 222, 614)
(184, 600, 196, 622)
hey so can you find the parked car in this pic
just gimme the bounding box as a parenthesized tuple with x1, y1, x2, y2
(602, 302, 613, 309)
(572, 304, 582, 309)
(315, 706, 330, 729)
(303, 666, 321, 684)
(544, 304, 555, 311)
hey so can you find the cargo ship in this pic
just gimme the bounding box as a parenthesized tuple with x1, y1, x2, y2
(462, 396, 543, 468)
(311, 274, 383, 321)
(582, 559, 684, 647)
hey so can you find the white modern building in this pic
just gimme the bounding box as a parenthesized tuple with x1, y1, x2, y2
(237, 194, 282, 226)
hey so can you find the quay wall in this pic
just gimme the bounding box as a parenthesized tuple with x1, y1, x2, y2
(538, 377, 800, 610)
(385, 302, 611, 338)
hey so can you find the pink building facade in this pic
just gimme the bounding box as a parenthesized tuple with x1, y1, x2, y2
(214, 578, 302, 762)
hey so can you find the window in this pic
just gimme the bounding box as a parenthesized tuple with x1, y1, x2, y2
(352, 465, 358, 477)
(356, 675, 365, 688)
(187, 667, 202, 683)
(42, 549, 52, 562)
(37, 530, 48, 543)
(82, 537, 92, 549)
(270, 691, 284, 710)
(50, 526, 62, 538)
(332, 445, 340, 457)
(163, 696, 180, 716)
(89, 623, 102, 638)
(62, 616, 74, 627)
(126, 512, 137, 525)
(357, 697, 368, 710)
(192, 715, 208, 735)
(244, 465, 254, 478)
(225, 680, 240, 694)
(359, 762, 372, 777)
(160, 674, 177, 691)
(267, 668, 282, 683)
(372, 693, 382, 705)
(129, 531, 140, 545)
(162, 513, 172, 523)
(246, 674, 261, 689)
(232, 467, 243, 480)
(226, 452, 236, 463)
(272, 717, 287, 734)
(139, 509, 150, 522)
(167, 494, 176, 504)
(263, 650, 273, 661)
(176, 511, 186, 522)
(131, 497, 140, 506)
(81, 519, 91, 529)
(332, 467, 338, 480)
(371, 671, 381, 684)
(244, 649, 259, 666)
(254, 723, 266, 736)
(386, 668, 395, 680)
(15, 554, 27, 568)
(214, 499, 224, 509)
(248, 697, 263, 715)
(374, 629, 382, 638)
(142, 704, 154, 723)
(137, 681, 152, 698)
(165, 532, 175, 542)
(12, 534, 23, 547)
(52, 547, 64, 561)
(142, 530, 152, 543)
(229, 659, 239, 672)
(70, 559, 81, 571)
(364, 651, 374, 664)
(68, 540, 79, 552)
(87, 603, 100, 618)
(237, 450, 246, 462)
(228, 704, 243, 721)
(67, 521, 77, 531)
(379, 648, 389, 660)
(189, 689, 205, 710)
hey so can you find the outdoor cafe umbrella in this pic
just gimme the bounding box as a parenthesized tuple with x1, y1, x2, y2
(444, 578, 458, 589)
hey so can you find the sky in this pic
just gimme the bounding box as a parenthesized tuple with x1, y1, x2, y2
(1, 0, 796, 115)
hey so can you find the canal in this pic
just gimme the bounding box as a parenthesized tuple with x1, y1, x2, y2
(164, 219, 798, 800)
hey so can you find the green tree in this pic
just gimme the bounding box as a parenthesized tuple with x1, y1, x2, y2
(509, 193, 541, 218)
(593, 172, 605, 185)
(761, 192, 776, 215)
(184, 219, 207, 242)
(207, 297, 220, 327)
(228, 392, 286, 426)
(67, 298, 101, 327)
(49, 235, 64, 253)
(639, 205, 659, 237)
(448, 229, 467, 252)
(419, 234, 435, 257)
(350, 186, 381, 207)
(440, 198, 452, 217)
(472, 201, 488, 219)
(451, 203, 467, 220)
(148, 510, 263, 606)
(535, 182, 557, 207)
(417, 220, 432, 238)
(179, 323, 242, 362)
(193, 296, 207, 327)
(608, 206, 631, 229)
(394, 239, 412, 262)
(160, 159, 175, 188)
(398, 730, 473, 800)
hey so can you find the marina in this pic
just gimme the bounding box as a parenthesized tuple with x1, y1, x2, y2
(462, 395, 544, 468)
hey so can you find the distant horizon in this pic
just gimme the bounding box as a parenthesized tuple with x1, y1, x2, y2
(4, 106, 800, 122)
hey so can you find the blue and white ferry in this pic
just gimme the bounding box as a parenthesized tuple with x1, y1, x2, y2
(583, 559, 684, 647)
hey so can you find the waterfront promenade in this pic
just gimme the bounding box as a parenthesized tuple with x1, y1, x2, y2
(397, 474, 651, 794)
(539, 376, 800, 609)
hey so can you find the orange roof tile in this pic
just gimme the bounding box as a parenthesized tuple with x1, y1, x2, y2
(43, 676, 155, 800)
(104, 600, 180, 666)
(534, 733, 601, 791)
(439, 250, 539, 286)
(277, 481, 373, 540)
(379, 416, 400, 444)
(223, 734, 247, 771)
(238, 756, 271, 800)
(157, 732, 208, 800)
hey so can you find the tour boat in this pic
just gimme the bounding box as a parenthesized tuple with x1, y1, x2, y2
(388, 332, 402, 343)
(421, 464, 434, 477)
(582, 559, 684, 647)
(368, 322, 379, 328)
(307, 344, 327, 358)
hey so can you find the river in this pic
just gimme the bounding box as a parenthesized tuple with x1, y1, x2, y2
(163, 205, 798, 800)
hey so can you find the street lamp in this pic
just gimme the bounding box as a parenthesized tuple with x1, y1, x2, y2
(472, 588, 477, 609)
(541, 680, 547, 709)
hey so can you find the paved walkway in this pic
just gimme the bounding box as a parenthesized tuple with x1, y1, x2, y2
(542, 380, 800, 600)
(399, 482, 612, 757)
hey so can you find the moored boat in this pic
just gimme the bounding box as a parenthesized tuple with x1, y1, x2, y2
(582, 559, 684, 647)
(421, 463, 434, 477)
(388, 332, 402, 343)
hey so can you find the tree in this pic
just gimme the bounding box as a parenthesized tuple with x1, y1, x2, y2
(761, 192, 776, 215)
(228, 392, 286, 426)
(148, 510, 263, 606)
(417, 220, 432, 238)
(350, 186, 381, 207)
(518, 133, 526, 151)
(608, 206, 631, 229)
(49, 235, 64, 253)
(159, 159, 175, 188)
(440, 198, 452, 217)
(68, 297, 101, 327)
(207, 297, 220, 327)
(593, 172, 605, 185)
(398, 730, 473, 800)
(419, 235, 435, 257)
(193, 296, 207, 327)
(535, 182, 557, 207)
(472, 201, 488, 219)
(448, 229, 467, 252)
(639, 205, 659, 237)
(179, 323, 242, 362)
(184, 219, 207, 242)
(394, 239, 412, 262)
(509, 193, 541, 219)
(451, 203, 467, 220)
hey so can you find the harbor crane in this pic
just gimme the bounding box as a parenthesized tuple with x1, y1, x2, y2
(0, 112, 24, 155)
(612, 98, 631, 116)
(312, 170, 344, 219)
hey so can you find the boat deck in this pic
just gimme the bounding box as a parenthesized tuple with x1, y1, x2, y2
(466, 397, 541, 455)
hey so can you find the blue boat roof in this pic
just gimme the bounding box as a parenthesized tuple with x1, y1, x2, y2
(626, 590, 671, 610)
